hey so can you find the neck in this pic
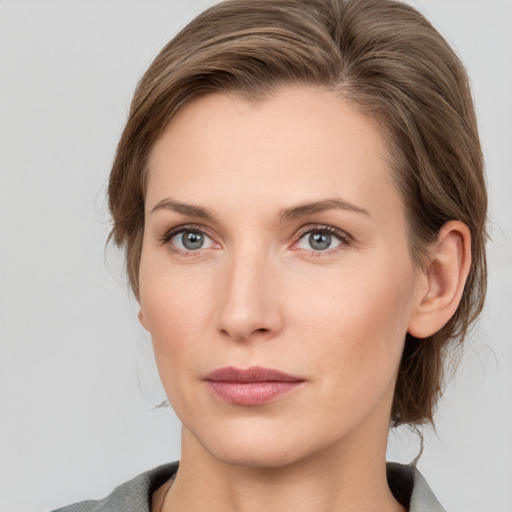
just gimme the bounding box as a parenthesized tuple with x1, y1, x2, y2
(163, 426, 405, 512)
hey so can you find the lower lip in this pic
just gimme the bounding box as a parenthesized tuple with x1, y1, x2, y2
(206, 381, 303, 406)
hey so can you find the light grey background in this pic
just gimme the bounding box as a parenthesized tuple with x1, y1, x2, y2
(0, 1, 510, 511)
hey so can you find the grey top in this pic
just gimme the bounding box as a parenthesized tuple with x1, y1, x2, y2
(52, 461, 446, 512)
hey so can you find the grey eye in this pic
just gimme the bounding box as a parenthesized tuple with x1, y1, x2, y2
(182, 232, 204, 250)
(296, 229, 343, 251)
(171, 230, 214, 251)
(309, 232, 332, 250)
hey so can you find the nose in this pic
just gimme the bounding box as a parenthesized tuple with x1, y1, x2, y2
(215, 249, 284, 342)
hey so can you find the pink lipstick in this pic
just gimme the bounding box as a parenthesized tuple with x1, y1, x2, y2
(205, 366, 305, 406)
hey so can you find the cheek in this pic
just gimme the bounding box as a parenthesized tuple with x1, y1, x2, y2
(140, 285, 207, 417)
(291, 258, 415, 388)
(141, 277, 211, 357)
(139, 241, 215, 329)
(138, 252, 217, 389)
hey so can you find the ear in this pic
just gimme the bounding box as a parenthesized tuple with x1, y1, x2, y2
(138, 307, 150, 332)
(408, 220, 471, 339)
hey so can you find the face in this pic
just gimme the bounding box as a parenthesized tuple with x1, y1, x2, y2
(139, 87, 424, 469)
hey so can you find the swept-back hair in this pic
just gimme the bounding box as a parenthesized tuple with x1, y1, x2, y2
(108, 0, 487, 425)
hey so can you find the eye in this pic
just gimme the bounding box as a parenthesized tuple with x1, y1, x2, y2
(166, 228, 216, 252)
(295, 227, 347, 252)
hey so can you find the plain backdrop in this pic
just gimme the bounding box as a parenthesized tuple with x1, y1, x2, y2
(0, 1, 511, 511)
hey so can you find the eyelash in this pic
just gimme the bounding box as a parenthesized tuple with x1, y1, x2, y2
(292, 224, 351, 256)
(159, 224, 217, 256)
(159, 224, 351, 256)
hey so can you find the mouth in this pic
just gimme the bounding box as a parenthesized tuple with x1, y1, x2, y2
(204, 366, 305, 406)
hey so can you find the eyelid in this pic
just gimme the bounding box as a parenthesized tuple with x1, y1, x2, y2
(159, 223, 220, 251)
(291, 224, 352, 252)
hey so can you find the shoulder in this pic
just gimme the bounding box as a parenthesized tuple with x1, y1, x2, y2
(51, 462, 179, 512)
(387, 462, 447, 512)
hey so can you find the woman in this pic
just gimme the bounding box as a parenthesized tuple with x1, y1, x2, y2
(54, 0, 487, 510)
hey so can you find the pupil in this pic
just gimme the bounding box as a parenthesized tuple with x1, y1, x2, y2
(182, 232, 204, 250)
(309, 232, 331, 250)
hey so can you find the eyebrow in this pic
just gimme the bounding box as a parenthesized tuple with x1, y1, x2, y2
(150, 198, 370, 221)
(278, 199, 370, 221)
(151, 199, 215, 220)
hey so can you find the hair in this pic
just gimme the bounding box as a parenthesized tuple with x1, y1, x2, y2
(108, 0, 487, 426)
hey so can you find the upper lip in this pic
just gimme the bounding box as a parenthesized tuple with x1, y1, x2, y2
(205, 366, 304, 383)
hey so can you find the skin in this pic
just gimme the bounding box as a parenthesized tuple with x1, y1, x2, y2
(139, 86, 471, 512)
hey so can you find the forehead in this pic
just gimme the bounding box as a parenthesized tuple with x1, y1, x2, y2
(146, 86, 400, 219)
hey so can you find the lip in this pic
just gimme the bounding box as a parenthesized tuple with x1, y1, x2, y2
(205, 366, 305, 406)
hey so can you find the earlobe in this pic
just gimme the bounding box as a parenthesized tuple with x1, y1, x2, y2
(407, 221, 471, 339)
(138, 308, 150, 332)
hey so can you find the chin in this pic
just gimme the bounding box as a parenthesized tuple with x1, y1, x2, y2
(188, 416, 334, 470)
(209, 441, 301, 469)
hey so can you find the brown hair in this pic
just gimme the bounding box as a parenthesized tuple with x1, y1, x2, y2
(108, 0, 487, 425)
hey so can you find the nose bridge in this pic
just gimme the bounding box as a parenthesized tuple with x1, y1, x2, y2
(216, 243, 282, 341)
